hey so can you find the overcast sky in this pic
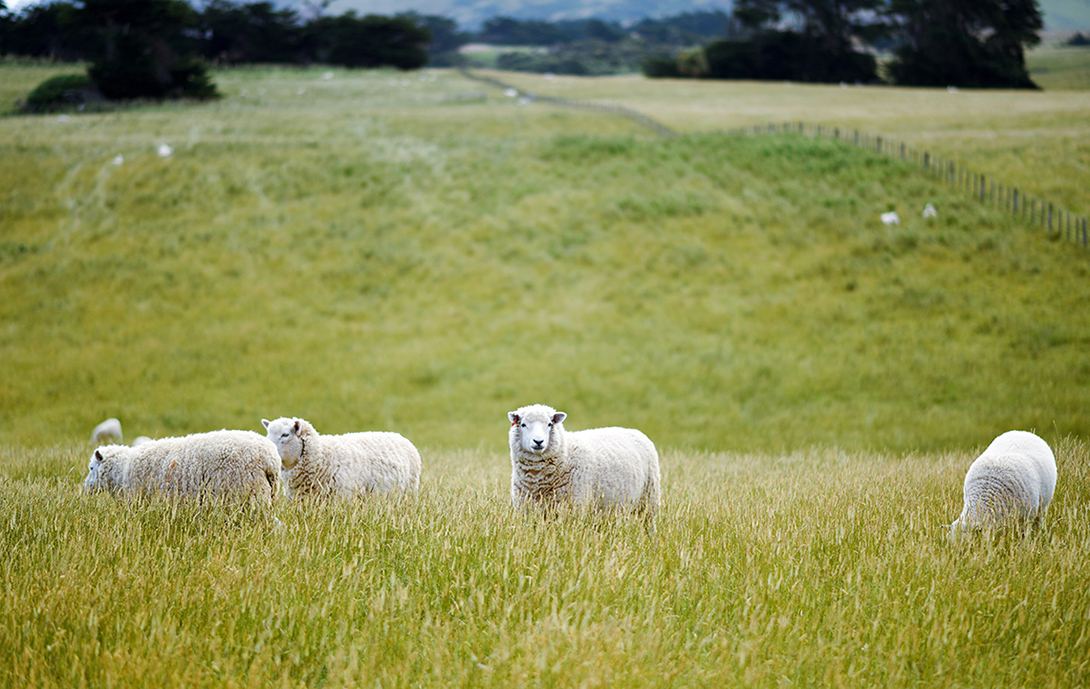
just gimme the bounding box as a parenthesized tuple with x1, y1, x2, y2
(6, 0, 1085, 31)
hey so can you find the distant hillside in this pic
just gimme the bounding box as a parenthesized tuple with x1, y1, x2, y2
(299, 0, 734, 29)
(290, 0, 1088, 31)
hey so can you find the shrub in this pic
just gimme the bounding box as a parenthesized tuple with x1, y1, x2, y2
(642, 54, 682, 78)
(23, 73, 103, 112)
(90, 54, 218, 101)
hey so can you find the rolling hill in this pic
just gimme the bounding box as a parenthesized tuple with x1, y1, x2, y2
(1, 65, 1088, 451)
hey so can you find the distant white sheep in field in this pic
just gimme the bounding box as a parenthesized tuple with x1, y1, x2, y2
(881, 211, 900, 225)
(83, 430, 281, 507)
(922, 203, 937, 218)
(508, 404, 660, 518)
(948, 430, 1057, 538)
(132, 436, 152, 447)
(262, 417, 421, 499)
(91, 418, 122, 444)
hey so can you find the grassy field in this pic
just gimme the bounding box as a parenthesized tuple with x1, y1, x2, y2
(491, 69, 1090, 216)
(1027, 45, 1090, 91)
(3, 65, 1090, 451)
(2, 64, 1090, 686)
(4, 440, 1090, 687)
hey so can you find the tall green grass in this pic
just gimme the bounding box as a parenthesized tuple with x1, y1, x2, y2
(1027, 45, 1090, 90)
(3, 439, 1089, 687)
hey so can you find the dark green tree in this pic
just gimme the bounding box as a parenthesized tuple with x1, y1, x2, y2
(199, 0, 303, 64)
(396, 12, 468, 65)
(702, 0, 885, 82)
(76, 0, 218, 100)
(734, 0, 889, 50)
(308, 13, 429, 69)
(887, 0, 1042, 88)
(1, 1, 82, 60)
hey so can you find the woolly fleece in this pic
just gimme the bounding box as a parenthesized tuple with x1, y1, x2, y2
(262, 417, 421, 499)
(508, 403, 660, 517)
(950, 430, 1057, 535)
(83, 430, 281, 507)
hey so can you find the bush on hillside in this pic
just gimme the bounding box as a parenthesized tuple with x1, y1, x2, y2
(90, 54, 218, 101)
(641, 54, 682, 78)
(23, 73, 103, 112)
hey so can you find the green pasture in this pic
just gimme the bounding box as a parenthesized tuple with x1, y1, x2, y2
(493, 68, 1090, 216)
(3, 441, 1090, 687)
(1027, 44, 1090, 91)
(2, 64, 1090, 687)
(3, 65, 1089, 451)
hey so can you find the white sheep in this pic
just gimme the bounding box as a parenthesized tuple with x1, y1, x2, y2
(83, 430, 281, 507)
(132, 436, 152, 447)
(949, 430, 1057, 538)
(508, 404, 660, 518)
(91, 417, 123, 444)
(262, 417, 421, 499)
(881, 211, 900, 225)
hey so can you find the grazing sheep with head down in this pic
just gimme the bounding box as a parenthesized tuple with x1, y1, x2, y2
(83, 430, 281, 507)
(508, 404, 660, 518)
(262, 417, 421, 499)
(92, 418, 123, 444)
(949, 430, 1057, 538)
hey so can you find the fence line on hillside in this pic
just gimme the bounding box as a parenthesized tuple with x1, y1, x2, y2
(458, 69, 677, 137)
(460, 69, 1087, 250)
(727, 121, 1088, 249)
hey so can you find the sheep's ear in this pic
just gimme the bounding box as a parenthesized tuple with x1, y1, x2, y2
(508, 412, 520, 426)
(262, 419, 270, 429)
(94, 450, 103, 460)
(292, 420, 301, 435)
(552, 412, 567, 425)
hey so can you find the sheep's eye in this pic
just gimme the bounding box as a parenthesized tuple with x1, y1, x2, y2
(280, 433, 289, 439)
(520, 423, 526, 428)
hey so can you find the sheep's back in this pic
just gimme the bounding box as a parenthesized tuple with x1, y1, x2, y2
(960, 452, 1042, 527)
(319, 432, 421, 493)
(127, 430, 280, 503)
(567, 427, 659, 504)
(979, 431, 1056, 510)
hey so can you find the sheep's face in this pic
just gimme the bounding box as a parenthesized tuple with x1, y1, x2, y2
(263, 417, 305, 469)
(83, 447, 125, 492)
(509, 405, 566, 456)
(83, 450, 104, 492)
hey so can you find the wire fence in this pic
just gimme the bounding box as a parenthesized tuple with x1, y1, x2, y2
(460, 69, 1087, 250)
(728, 121, 1088, 249)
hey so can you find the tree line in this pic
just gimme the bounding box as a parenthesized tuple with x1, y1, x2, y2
(646, 0, 1043, 88)
(1, 0, 1045, 108)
